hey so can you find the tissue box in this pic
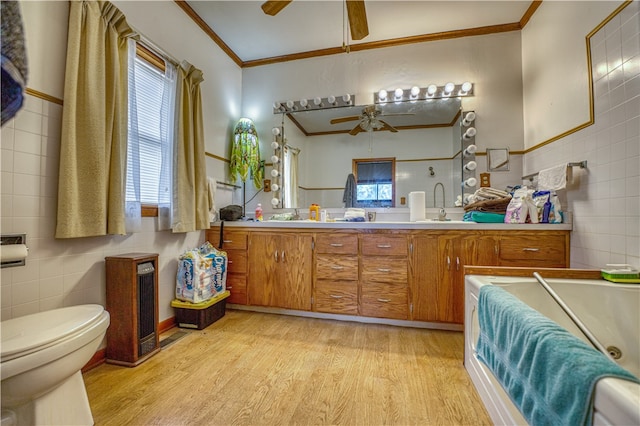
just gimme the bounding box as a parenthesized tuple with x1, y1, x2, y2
(171, 291, 230, 329)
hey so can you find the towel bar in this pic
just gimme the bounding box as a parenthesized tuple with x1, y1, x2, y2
(522, 160, 587, 182)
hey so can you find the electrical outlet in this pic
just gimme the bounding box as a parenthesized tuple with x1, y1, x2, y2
(264, 179, 271, 192)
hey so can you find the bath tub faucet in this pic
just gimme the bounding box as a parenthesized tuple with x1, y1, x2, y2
(434, 182, 447, 221)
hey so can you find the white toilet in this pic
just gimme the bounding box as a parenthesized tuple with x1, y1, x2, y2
(1, 304, 110, 425)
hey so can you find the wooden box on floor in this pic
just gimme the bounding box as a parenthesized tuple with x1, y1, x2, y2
(171, 291, 230, 330)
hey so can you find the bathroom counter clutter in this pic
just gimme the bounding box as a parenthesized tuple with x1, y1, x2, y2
(206, 223, 571, 330)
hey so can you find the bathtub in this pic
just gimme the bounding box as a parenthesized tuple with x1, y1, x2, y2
(464, 274, 640, 426)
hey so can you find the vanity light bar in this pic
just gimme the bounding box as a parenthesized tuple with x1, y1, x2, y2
(374, 83, 474, 104)
(272, 94, 355, 114)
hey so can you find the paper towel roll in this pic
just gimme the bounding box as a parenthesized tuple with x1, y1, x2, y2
(1, 244, 29, 263)
(408, 191, 426, 222)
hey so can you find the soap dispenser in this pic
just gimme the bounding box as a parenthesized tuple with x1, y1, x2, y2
(309, 204, 320, 221)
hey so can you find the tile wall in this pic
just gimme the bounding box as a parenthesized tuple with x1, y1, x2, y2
(1, 94, 204, 320)
(524, 2, 640, 269)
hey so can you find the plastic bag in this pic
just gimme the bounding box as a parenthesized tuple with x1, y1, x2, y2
(176, 241, 227, 303)
(505, 187, 537, 223)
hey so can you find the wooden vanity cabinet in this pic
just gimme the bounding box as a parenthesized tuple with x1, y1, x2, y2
(313, 234, 358, 315)
(248, 232, 313, 310)
(359, 234, 409, 320)
(206, 228, 248, 305)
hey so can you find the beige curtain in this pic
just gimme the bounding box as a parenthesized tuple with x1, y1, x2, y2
(56, 1, 135, 238)
(171, 61, 209, 233)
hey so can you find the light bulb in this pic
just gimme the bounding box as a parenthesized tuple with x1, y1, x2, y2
(378, 89, 387, 101)
(286, 100, 295, 109)
(394, 88, 403, 99)
(464, 127, 477, 139)
(444, 82, 455, 94)
(271, 183, 279, 192)
(327, 95, 336, 105)
(342, 94, 351, 104)
(271, 198, 279, 206)
(270, 169, 279, 177)
(272, 127, 280, 136)
(300, 98, 308, 108)
(272, 102, 280, 109)
(464, 177, 477, 188)
(462, 112, 476, 126)
(313, 97, 322, 106)
(271, 141, 279, 149)
(464, 161, 477, 171)
(464, 144, 477, 156)
(427, 85, 437, 96)
(461, 82, 472, 93)
(410, 86, 420, 98)
(271, 155, 279, 163)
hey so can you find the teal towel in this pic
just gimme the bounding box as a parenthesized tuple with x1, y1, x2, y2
(476, 285, 639, 426)
(463, 211, 505, 223)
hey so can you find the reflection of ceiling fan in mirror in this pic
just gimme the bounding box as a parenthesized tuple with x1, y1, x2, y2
(261, 0, 369, 40)
(330, 105, 414, 136)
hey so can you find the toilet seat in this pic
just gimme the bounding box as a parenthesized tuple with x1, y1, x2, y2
(1, 305, 107, 362)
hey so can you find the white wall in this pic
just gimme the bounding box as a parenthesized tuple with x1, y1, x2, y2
(241, 31, 525, 214)
(522, 1, 639, 268)
(0, 1, 243, 321)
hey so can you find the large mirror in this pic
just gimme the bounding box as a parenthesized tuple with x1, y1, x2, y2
(272, 97, 465, 209)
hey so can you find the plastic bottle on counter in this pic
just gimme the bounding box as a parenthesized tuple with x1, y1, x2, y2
(255, 203, 263, 221)
(309, 204, 320, 221)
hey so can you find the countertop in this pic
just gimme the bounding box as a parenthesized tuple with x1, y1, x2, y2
(210, 220, 572, 231)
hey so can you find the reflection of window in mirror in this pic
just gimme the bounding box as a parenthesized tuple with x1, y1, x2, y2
(353, 158, 395, 207)
(486, 148, 510, 171)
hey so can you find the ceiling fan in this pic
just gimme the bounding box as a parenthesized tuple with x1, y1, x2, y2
(261, 0, 369, 41)
(330, 105, 407, 136)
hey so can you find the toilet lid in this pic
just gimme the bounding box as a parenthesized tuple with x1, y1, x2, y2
(1, 305, 106, 359)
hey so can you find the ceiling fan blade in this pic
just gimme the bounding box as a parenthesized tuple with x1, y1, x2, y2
(349, 123, 364, 136)
(330, 115, 361, 125)
(261, 1, 293, 16)
(346, 0, 369, 41)
(379, 120, 398, 133)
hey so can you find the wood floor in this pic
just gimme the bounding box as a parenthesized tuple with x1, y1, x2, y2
(84, 310, 491, 425)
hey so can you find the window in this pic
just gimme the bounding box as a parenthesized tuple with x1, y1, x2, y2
(353, 158, 395, 207)
(126, 43, 176, 216)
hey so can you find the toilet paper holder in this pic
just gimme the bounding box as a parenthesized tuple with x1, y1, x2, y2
(1, 233, 28, 268)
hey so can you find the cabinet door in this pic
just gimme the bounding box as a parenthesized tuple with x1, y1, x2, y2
(247, 233, 279, 307)
(411, 235, 439, 322)
(279, 234, 313, 310)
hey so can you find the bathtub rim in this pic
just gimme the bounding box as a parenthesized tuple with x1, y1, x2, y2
(464, 268, 640, 426)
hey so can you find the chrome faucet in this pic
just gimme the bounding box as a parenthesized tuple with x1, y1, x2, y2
(434, 182, 447, 221)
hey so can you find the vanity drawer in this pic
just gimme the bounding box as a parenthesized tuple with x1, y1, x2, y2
(315, 234, 358, 254)
(219, 231, 248, 250)
(314, 281, 358, 315)
(361, 235, 408, 256)
(226, 250, 247, 274)
(361, 257, 408, 284)
(315, 255, 358, 281)
(360, 282, 408, 320)
(499, 235, 567, 266)
(226, 274, 247, 305)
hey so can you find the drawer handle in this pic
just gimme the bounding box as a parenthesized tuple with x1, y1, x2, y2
(377, 244, 392, 248)
(522, 248, 540, 252)
(282, 251, 286, 262)
(377, 268, 391, 272)
(377, 298, 391, 303)
(228, 260, 233, 264)
(330, 295, 343, 299)
(456, 257, 460, 271)
(330, 243, 344, 247)
(274, 250, 279, 262)
(227, 286, 233, 289)
(331, 266, 344, 270)
(223, 240, 233, 243)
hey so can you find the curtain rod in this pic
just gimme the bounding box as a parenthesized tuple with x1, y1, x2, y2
(284, 144, 300, 154)
(131, 26, 181, 68)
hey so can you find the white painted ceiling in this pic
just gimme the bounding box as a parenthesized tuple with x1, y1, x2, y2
(185, 1, 533, 63)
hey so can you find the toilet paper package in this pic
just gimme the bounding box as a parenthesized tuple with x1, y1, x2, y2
(176, 241, 227, 303)
(409, 191, 426, 222)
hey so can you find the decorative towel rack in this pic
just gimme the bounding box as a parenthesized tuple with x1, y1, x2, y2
(522, 161, 587, 182)
(217, 181, 241, 189)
